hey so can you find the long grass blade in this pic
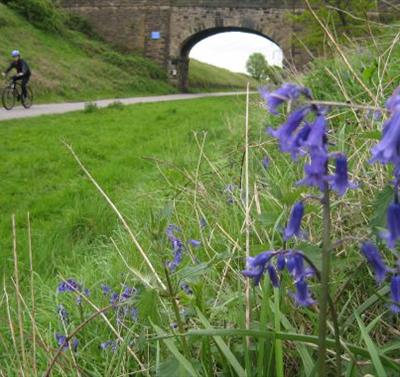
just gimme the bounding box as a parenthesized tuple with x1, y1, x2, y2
(355, 313, 388, 377)
(150, 328, 400, 371)
(196, 308, 246, 377)
(152, 324, 200, 377)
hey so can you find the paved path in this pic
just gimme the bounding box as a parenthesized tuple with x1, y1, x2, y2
(0, 92, 248, 121)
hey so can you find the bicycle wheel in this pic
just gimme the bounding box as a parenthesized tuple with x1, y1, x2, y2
(22, 86, 33, 109)
(1, 87, 16, 110)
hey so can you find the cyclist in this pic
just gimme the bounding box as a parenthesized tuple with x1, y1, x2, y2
(1, 50, 31, 99)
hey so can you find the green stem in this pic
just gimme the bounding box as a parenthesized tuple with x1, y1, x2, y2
(274, 288, 284, 377)
(164, 266, 190, 358)
(301, 254, 342, 376)
(317, 184, 332, 376)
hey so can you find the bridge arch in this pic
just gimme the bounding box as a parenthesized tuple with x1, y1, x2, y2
(60, 1, 308, 91)
(171, 27, 283, 91)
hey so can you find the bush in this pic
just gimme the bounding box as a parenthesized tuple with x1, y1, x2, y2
(1, 0, 65, 32)
(63, 11, 97, 37)
(83, 102, 98, 113)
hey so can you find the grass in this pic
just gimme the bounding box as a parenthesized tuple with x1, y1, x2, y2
(2, 11, 400, 377)
(0, 95, 248, 276)
(0, 3, 254, 104)
(188, 60, 258, 92)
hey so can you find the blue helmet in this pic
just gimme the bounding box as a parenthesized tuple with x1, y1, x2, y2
(11, 50, 20, 57)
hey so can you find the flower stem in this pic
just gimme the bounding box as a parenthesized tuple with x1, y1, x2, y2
(163, 266, 190, 357)
(317, 184, 332, 376)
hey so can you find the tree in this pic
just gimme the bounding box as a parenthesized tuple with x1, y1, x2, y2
(246, 53, 283, 84)
(246, 53, 269, 81)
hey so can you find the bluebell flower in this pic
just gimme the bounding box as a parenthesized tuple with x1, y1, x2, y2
(286, 252, 305, 281)
(101, 284, 111, 296)
(329, 154, 358, 196)
(303, 266, 317, 279)
(76, 287, 90, 305)
(297, 151, 328, 191)
(200, 217, 207, 229)
(57, 279, 81, 293)
(180, 282, 193, 295)
(276, 254, 286, 271)
(370, 112, 400, 166)
(166, 224, 185, 271)
(369, 110, 383, 121)
(117, 305, 138, 324)
(55, 333, 78, 352)
(110, 292, 119, 306)
(166, 224, 181, 239)
(188, 239, 201, 248)
(291, 278, 315, 307)
(130, 307, 138, 321)
(360, 242, 388, 284)
(267, 264, 280, 287)
(283, 201, 305, 240)
(260, 84, 311, 115)
(262, 156, 270, 169)
(121, 286, 136, 301)
(287, 123, 312, 159)
(100, 340, 118, 352)
(72, 338, 79, 352)
(242, 251, 274, 286)
(57, 305, 69, 324)
(304, 115, 327, 151)
(381, 202, 400, 249)
(55, 333, 68, 351)
(390, 275, 400, 313)
(386, 86, 400, 113)
(268, 107, 310, 152)
(167, 248, 183, 272)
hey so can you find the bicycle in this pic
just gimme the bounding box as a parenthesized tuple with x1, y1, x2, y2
(1, 79, 33, 110)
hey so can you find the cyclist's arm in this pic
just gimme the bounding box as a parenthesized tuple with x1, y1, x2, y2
(3, 62, 14, 76)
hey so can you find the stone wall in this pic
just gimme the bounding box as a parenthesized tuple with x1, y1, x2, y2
(61, 0, 307, 90)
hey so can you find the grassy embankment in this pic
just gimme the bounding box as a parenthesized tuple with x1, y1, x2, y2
(0, 3, 255, 103)
(1, 11, 400, 377)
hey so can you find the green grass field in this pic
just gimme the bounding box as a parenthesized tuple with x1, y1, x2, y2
(0, 95, 249, 276)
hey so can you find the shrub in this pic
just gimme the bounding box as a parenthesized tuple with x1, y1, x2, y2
(1, 0, 65, 33)
(63, 11, 97, 37)
(83, 101, 98, 113)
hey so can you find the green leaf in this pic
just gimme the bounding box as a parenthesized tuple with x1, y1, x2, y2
(355, 313, 388, 377)
(195, 308, 246, 377)
(152, 324, 200, 377)
(362, 62, 377, 83)
(176, 262, 209, 282)
(150, 329, 400, 371)
(156, 358, 188, 377)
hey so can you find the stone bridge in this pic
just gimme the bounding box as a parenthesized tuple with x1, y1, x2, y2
(61, 1, 307, 91)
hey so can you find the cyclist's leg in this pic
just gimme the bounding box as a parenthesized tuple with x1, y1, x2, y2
(11, 75, 22, 99)
(21, 74, 30, 98)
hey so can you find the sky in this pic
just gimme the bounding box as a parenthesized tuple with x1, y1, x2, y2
(189, 32, 283, 73)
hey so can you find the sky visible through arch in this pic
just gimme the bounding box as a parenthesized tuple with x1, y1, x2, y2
(189, 32, 283, 74)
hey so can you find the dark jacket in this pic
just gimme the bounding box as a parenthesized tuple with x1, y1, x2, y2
(5, 59, 31, 76)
